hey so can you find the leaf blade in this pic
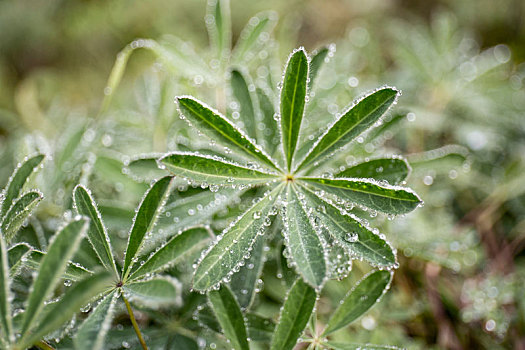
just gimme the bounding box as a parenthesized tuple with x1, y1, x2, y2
(336, 158, 410, 185)
(0, 233, 13, 343)
(124, 277, 179, 307)
(2, 191, 43, 244)
(233, 11, 277, 62)
(230, 69, 258, 140)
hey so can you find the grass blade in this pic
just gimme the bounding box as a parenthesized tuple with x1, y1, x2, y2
(283, 185, 326, 288)
(302, 177, 422, 215)
(0, 154, 44, 218)
(230, 69, 259, 140)
(233, 11, 277, 63)
(2, 191, 43, 244)
(208, 284, 250, 350)
(335, 157, 410, 185)
(176, 97, 280, 171)
(73, 185, 119, 278)
(75, 290, 119, 350)
(0, 234, 13, 343)
(206, 0, 231, 61)
(160, 152, 279, 187)
(20, 218, 89, 336)
(124, 277, 179, 307)
(129, 227, 211, 281)
(122, 176, 174, 278)
(296, 88, 399, 172)
(19, 271, 112, 349)
(193, 185, 282, 291)
(270, 278, 317, 350)
(280, 48, 308, 172)
(322, 270, 392, 336)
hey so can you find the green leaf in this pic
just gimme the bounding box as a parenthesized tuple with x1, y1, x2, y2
(270, 278, 317, 350)
(296, 88, 399, 171)
(324, 342, 403, 350)
(280, 48, 308, 171)
(246, 313, 275, 342)
(7, 243, 32, 277)
(193, 185, 282, 291)
(308, 46, 331, 90)
(336, 158, 410, 185)
(302, 177, 421, 215)
(129, 227, 211, 280)
(0, 154, 45, 218)
(256, 87, 278, 156)
(20, 218, 89, 335)
(124, 155, 169, 183)
(206, 0, 231, 61)
(19, 271, 112, 349)
(160, 152, 279, 187)
(409, 145, 469, 172)
(230, 69, 258, 140)
(299, 185, 396, 268)
(21, 250, 93, 281)
(122, 176, 174, 279)
(233, 11, 277, 63)
(208, 284, 250, 350)
(73, 185, 119, 277)
(0, 234, 13, 343)
(124, 277, 179, 307)
(229, 229, 266, 309)
(2, 191, 43, 244)
(283, 185, 326, 288)
(176, 97, 279, 171)
(75, 290, 119, 350)
(322, 270, 392, 336)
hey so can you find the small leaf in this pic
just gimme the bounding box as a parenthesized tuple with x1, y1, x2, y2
(176, 97, 279, 171)
(0, 234, 13, 343)
(324, 342, 403, 350)
(2, 191, 43, 244)
(336, 158, 410, 185)
(122, 176, 174, 278)
(283, 185, 326, 288)
(296, 88, 399, 171)
(21, 250, 93, 281)
(73, 185, 119, 278)
(208, 284, 250, 350)
(7, 243, 32, 277)
(206, 0, 231, 61)
(124, 277, 179, 307)
(256, 87, 278, 156)
(193, 185, 283, 291)
(124, 155, 169, 183)
(233, 11, 277, 63)
(0, 154, 44, 218)
(230, 69, 258, 140)
(280, 48, 308, 171)
(308, 46, 330, 90)
(75, 290, 119, 350)
(20, 218, 90, 336)
(270, 278, 317, 350)
(409, 144, 469, 172)
(246, 313, 275, 342)
(302, 177, 421, 215)
(322, 270, 392, 336)
(19, 271, 112, 349)
(129, 227, 211, 280)
(160, 152, 279, 187)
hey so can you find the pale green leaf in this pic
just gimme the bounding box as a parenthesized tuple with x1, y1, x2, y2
(208, 284, 249, 350)
(122, 176, 174, 278)
(160, 152, 279, 186)
(0, 154, 45, 218)
(21, 250, 93, 282)
(302, 177, 421, 215)
(124, 155, 169, 183)
(335, 158, 410, 185)
(2, 191, 43, 244)
(296, 88, 399, 171)
(283, 185, 326, 288)
(280, 48, 308, 171)
(129, 227, 211, 280)
(323, 270, 392, 336)
(256, 87, 278, 156)
(74, 290, 119, 350)
(20, 218, 89, 335)
(74, 185, 119, 277)
(0, 234, 13, 343)
(206, 0, 231, 61)
(124, 277, 179, 307)
(233, 11, 277, 63)
(308, 46, 330, 90)
(270, 278, 317, 350)
(230, 69, 258, 140)
(7, 243, 32, 277)
(409, 145, 469, 172)
(193, 185, 283, 291)
(176, 97, 279, 171)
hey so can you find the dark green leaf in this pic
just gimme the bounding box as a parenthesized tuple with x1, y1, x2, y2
(21, 250, 93, 281)
(256, 87, 278, 156)
(336, 158, 410, 185)
(7, 243, 32, 277)
(124, 277, 179, 307)
(246, 313, 275, 342)
(2, 191, 43, 243)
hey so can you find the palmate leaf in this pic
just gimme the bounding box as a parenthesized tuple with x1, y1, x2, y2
(336, 157, 410, 185)
(18, 271, 112, 350)
(299, 185, 396, 268)
(302, 177, 421, 215)
(75, 290, 119, 350)
(0, 234, 13, 344)
(123, 176, 174, 279)
(232, 11, 277, 63)
(73, 185, 119, 277)
(123, 277, 180, 307)
(193, 185, 283, 291)
(270, 278, 317, 350)
(322, 270, 392, 336)
(230, 69, 258, 141)
(296, 88, 399, 172)
(176, 97, 279, 171)
(283, 185, 326, 288)
(208, 284, 250, 350)
(1, 190, 43, 244)
(280, 48, 308, 171)
(20, 218, 89, 336)
(160, 152, 279, 187)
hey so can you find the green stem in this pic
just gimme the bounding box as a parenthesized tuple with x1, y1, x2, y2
(122, 294, 148, 350)
(34, 341, 55, 350)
